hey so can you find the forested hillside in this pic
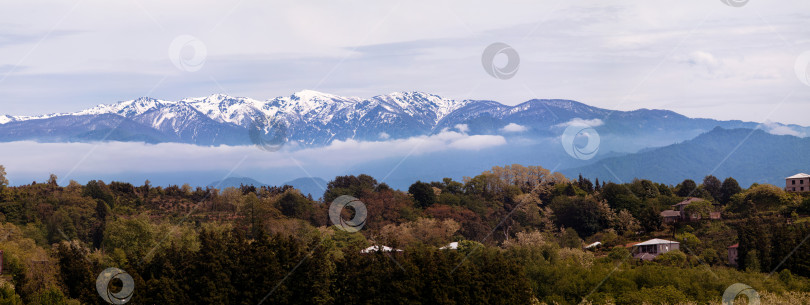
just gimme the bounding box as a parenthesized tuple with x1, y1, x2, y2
(0, 164, 809, 304)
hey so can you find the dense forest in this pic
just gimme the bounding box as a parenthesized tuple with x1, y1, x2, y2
(0, 164, 809, 304)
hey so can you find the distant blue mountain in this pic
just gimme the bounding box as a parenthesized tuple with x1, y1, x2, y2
(208, 177, 268, 189)
(562, 127, 810, 187)
(283, 177, 328, 199)
(207, 176, 327, 199)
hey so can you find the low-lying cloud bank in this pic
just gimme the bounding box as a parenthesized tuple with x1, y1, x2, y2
(760, 120, 807, 137)
(0, 130, 507, 186)
(554, 118, 605, 128)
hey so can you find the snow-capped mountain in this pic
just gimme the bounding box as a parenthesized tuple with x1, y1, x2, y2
(0, 90, 475, 146)
(0, 90, 804, 150)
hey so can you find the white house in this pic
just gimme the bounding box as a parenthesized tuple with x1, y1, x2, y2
(632, 238, 680, 261)
(439, 242, 459, 250)
(786, 173, 810, 192)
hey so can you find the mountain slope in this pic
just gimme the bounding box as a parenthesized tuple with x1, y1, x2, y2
(562, 127, 810, 187)
(1, 91, 807, 155)
(206, 176, 327, 198)
(208, 177, 268, 189)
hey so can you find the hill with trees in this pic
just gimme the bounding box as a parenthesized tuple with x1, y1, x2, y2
(0, 164, 809, 304)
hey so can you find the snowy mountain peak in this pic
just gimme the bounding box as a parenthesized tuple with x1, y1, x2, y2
(370, 91, 469, 123)
(0, 90, 796, 151)
(290, 89, 340, 101)
(0, 90, 474, 128)
(0, 115, 13, 124)
(73, 97, 172, 117)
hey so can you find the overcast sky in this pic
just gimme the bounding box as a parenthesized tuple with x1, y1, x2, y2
(1, 0, 810, 125)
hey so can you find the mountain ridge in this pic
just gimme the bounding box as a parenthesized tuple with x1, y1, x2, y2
(561, 127, 810, 187)
(0, 90, 807, 154)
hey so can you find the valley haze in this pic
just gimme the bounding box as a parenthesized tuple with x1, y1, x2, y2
(0, 90, 806, 191)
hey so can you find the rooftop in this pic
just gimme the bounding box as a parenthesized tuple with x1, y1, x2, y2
(634, 238, 679, 246)
(439, 242, 459, 250)
(673, 197, 705, 207)
(660, 210, 681, 217)
(787, 173, 810, 179)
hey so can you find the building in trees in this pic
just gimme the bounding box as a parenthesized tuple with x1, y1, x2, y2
(632, 238, 680, 261)
(728, 243, 739, 266)
(439, 242, 459, 250)
(660, 210, 681, 224)
(663, 197, 720, 222)
(786, 173, 810, 192)
(360, 245, 403, 254)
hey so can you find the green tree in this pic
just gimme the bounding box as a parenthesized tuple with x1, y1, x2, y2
(83, 180, 114, 208)
(655, 250, 687, 267)
(608, 246, 630, 260)
(323, 174, 378, 202)
(702, 175, 722, 202)
(683, 199, 712, 220)
(676, 179, 697, 197)
(0, 165, 8, 189)
(720, 177, 743, 204)
(744, 249, 761, 272)
(675, 232, 701, 252)
(630, 179, 660, 198)
(102, 215, 155, 260)
(0, 284, 23, 305)
(54, 241, 97, 304)
(637, 203, 662, 233)
(47, 174, 58, 188)
(276, 191, 312, 219)
(732, 184, 788, 212)
(559, 228, 582, 248)
(30, 287, 77, 305)
(408, 181, 436, 208)
(551, 197, 614, 237)
(800, 196, 810, 214)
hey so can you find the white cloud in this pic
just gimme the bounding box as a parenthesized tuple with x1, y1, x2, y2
(500, 123, 528, 133)
(0, 130, 507, 185)
(683, 51, 721, 73)
(454, 124, 469, 133)
(2, 1, 810, 125)
(554, 118, 605, 128)
(378, 132, 390, 139)
(448, 135, 506, 150)
(760, 121, 804, 137)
